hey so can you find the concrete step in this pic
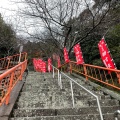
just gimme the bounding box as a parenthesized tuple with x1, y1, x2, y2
(9, 113, 115, 120)
(18, 93, 94, 100)
(16, 95, 119, 109)
(24, 78, 85, 89)
(9, 72, 120, 120)
(15, 100, 73, 109)
(22, 85, 111, 101)
(21, 84, 111, 101)
(16, 95, 94, 109)
(25, 73, 110, 92)
(22, 83, 59, 92)
(86, 99, 120, 107)
(11, 106, 120, 117)
(19, 90, 95, 99)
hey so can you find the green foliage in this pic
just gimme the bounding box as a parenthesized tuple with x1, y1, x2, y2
(105, 24, 120, 69)
(62, 0, 120, 69)
(0, 14, 17, 57)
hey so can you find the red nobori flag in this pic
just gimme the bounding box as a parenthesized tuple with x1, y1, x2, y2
(33, 58, 47, 73)
(98, 38, 116, 69)
(42, 61, 46, 73)
(57, 56, 61, 68)
(48, 58, 52, 72)
(74, 44, 84, 64)
(63, 47, 70, 63)
(37, 59, 43, 72)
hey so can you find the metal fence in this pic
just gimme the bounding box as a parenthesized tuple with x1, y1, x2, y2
(52, 65, 104, 120)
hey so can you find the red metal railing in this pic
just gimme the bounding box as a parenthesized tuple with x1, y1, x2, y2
(0, 52, 27, 71)
(59, 61, 120, 91)
(0, 60, 27, 105)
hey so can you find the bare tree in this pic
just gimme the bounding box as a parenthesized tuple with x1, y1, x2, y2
(12, 0, 119, 56)
(13, 0, 84, 47)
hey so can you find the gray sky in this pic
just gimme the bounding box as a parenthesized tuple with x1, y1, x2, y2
(0, 0, 17, 19)
(0, 0, 94, 38)
(0, 0, 42, 38)
(0, 0, 29, 37)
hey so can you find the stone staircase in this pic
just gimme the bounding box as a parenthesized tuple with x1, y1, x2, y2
(9, 71, 120, 120)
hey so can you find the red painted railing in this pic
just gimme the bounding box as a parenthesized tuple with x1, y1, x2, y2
(0, 60, 27, 106)
(0, 52, 27, 71)
(59, 61, 120, 91)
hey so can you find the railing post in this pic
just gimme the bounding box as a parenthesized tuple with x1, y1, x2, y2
(2, 59, 5, 69)
(96, 97, 104, 120)
(7, 57, 10, 69)
(83, 65, 88, 80)
(25, 53, 27, 60)
(58, 70, 60, 86)
(18, 52, 22, 63)
(70, 81, 75, 107)
(20, 63, 24, 80)
(116, 72, 120, 84)
(6, 72, 14, 105)
(59, 72, 62, 89)
(53, 67, 54, 78)
(69, 62, 72, 74)
(114, 110, 120, 120)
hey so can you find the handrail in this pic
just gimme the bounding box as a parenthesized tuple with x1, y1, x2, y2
(0, 52, 27, 71)
(52, 65, 104, 120)
(67, 61, 120, 91)
(114, 110, 120, 120)
(70, 61, 120, 72)
(0, 60, 27, 106)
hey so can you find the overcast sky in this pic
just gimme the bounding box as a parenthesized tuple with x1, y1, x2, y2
(0, 0, 21, 34)
(0, 0, 94, 38)
(0, 0, 17, 19)
(0, 0, 41, 38)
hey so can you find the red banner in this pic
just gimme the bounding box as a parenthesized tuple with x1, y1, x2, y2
(74, 44, 84, 64)
(98, 38, 116, 69)
(41, 61, 46, 73)
(48, 58, 52, 72)
(33, 58, 46, 72)
(57, 56, 61, 68)
(63, 47, 70, 63)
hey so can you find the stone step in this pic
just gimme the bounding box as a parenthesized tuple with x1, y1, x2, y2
(11, 106, 120, 117)
(16, 95, 119, 109)
(25, 72, 107, 94)
(16, 95, 89, 108)
(24, 80, 84, 86)
(15, 100, 73, 109)
(9, 113, 115, 120)
(19, 90, 96, 102)
(10, 72, 120, 120)
(19, 91, 110, 101)
(19, 90, 110, 103)
(18, 93, 94, 100)
(23, 83, 111, 102)
(86, 99, 119, 107)
(22, 84, 93, 94)
(22, 81, 104, 92)
(21, 83, 111, 100)
(26, 72, 85, 85)
(22, 84, 59, 91)
(16, 95, 93, 109)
